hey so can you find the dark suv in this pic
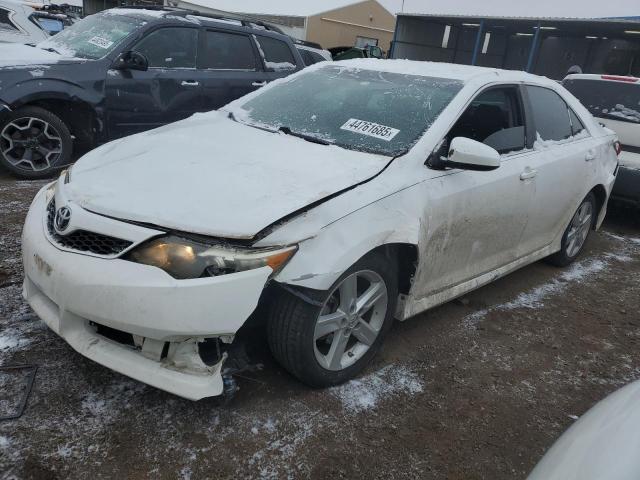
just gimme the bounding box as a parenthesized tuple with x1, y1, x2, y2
(0, 7, 303, 178)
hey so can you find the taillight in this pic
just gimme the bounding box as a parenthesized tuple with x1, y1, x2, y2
(614, 141, 622, 156)
(601, 75, 639, 83)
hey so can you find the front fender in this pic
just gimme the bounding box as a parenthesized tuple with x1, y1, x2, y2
(275, 187, 422, 290)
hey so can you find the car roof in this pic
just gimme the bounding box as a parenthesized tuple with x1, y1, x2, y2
(564, 73, 640, 84)
(329, 58, 556, 85)
(104, 7, 292, 39)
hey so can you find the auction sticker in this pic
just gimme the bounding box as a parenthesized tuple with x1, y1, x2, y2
(88, 36, 114, 49)
(340, 118, 400, 141)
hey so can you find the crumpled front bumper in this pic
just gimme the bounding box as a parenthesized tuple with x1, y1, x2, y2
(21, 185, 272, 400)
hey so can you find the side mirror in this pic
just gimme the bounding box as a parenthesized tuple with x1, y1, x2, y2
(113, 51, 149, 71)
(428, 137, 500, 171)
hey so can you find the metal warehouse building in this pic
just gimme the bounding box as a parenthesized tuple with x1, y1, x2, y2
(390, 14, 640, 79)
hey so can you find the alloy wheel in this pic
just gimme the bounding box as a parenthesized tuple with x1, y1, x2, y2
(0, 117, 63, 172)
(566, 201, 593, 257)
(313, 270, 388, 371)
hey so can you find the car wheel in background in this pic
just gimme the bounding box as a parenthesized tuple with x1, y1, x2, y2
(267, 252, 398, 388)
(0, 106, 72, 179)
(547, 192, 597, 267)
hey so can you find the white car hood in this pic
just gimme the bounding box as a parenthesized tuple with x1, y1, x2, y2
(67, 111, 390, 240)
(0, 43, 64, 68)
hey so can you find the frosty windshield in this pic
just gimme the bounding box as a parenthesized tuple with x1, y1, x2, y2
(232, 66, 463, 156)
(37, 12, 144, 60)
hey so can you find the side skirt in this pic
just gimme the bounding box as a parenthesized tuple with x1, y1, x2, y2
(398, 244, 558, 321)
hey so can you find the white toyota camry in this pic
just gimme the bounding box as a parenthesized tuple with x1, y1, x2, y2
(21, 60, 619, 400)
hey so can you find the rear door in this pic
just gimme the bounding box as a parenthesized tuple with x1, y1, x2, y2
(517, 85, 598, 254)
(252, 34, 300, 81)
(105, 26, 204, 139)
(197, 28, 266, 111)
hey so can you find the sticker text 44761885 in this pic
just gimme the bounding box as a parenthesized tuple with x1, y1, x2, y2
(340, 118, 400, 142)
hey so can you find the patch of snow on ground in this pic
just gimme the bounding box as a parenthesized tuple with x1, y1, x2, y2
(330, 365, 424, 413)
(463, 235, 638, 328)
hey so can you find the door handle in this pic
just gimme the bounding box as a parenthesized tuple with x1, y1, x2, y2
(585, 149, 596, 161)
(251, 81, 267, 87)
(520, 168, 538, 181)
(181, 80, 199, 86)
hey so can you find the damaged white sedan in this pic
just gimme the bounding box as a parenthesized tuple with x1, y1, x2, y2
(22, 59, 619, 400)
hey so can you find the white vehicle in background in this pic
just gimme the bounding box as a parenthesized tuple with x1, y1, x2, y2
(563, 74, 640, 206)
(293, 39, 332, 66)
(22, 60, 618, 400)
(0, 0, 76, 43)
(528, 380, 640, 480)
(0, 0, 49, 43)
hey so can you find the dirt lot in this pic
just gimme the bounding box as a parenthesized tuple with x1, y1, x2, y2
(1, 172, 639, 480)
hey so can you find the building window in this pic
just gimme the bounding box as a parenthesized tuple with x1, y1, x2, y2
(356, 36, 379, 48)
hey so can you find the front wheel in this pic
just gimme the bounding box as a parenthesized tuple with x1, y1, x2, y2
(0, 106, 72, 179)
(267, 252, 398, 388)
(547, 192, 596, 267)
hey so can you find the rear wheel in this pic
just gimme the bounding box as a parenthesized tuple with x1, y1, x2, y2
(547, 192, 596, 267)
(267, 252, 397, 388)
(0, 106, 72, 179)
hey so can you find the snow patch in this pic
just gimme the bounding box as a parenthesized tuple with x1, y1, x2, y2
(463, 235, 639, 328)
(330, 365, 424, 413)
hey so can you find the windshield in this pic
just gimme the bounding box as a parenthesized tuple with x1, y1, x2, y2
(37, 12, 144, 59)
(230, 66, 463, 156)
(564, 78, 640, 124)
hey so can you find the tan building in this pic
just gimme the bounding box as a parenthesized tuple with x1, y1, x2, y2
(174, 0, 397, 53)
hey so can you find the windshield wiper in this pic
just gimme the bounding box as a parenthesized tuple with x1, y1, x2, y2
(279, 126, 331, 145)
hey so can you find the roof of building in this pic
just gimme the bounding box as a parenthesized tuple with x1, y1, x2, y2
(392, 0, 638, 19)
(178, 0, 389, 17)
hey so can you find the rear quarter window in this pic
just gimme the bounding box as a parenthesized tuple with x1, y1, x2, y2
(0, 7, 18, 31)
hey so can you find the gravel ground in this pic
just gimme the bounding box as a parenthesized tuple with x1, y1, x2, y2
(1, 172, 639, 480)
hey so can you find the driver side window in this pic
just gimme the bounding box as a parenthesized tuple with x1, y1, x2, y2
(447, 86, 526, 155)
(133, 27, 198, 69)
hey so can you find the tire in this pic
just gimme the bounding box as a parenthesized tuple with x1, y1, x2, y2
(267, 252, 398, 388)
(547, 192, 597, 267)
(0, 106, 72, 179)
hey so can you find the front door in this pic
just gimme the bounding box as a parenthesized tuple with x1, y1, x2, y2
(105, 26, 204, 139)
(412, 85, 536, 300)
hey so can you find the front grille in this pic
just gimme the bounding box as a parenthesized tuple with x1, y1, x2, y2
(46, 200, 133, 257)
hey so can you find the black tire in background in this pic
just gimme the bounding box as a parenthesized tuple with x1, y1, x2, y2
(0, 106, 72, 179)
(267, 252, 398, 388)
(547, 192, 597, 267)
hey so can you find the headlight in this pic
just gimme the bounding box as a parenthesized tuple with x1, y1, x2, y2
(125, 235, 297, 279)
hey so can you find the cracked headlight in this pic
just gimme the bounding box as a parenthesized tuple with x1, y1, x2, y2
(125, 235, 297, 279)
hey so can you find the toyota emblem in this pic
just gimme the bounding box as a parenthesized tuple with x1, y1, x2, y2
(54, 206, 72, 233)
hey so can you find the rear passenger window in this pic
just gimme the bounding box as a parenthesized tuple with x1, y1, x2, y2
(447, 87, 526, 155)
(134, 28, 197, 68)
(202, 30, 257, 70)
(526, 86, 573, 141)
(254, 35, 296, 71)
(569, 109, 586, 136)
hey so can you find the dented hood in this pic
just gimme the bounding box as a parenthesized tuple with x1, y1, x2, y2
(67, 111, 389, 239)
